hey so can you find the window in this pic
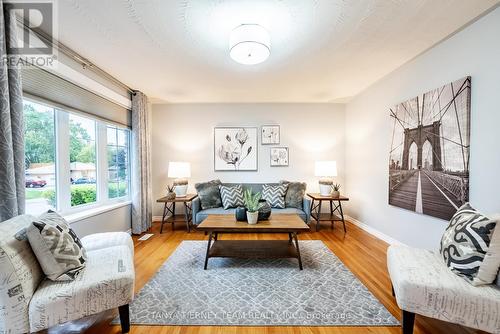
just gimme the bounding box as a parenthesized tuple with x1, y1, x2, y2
(107, 126, 130, 199)
(24, 100, 57, 215)
(69, 114, 97, 206)
(23, 98, 131, 216)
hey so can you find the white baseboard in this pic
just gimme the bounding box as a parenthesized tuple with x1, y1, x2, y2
(345, 215, 405, 246)
(151, 213, 403, 246)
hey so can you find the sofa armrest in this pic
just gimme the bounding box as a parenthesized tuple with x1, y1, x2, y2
(302, 196, 312, 223)
(192, 197, 201, 224)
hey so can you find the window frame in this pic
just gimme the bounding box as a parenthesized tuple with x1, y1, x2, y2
(24, 96, 132, 216)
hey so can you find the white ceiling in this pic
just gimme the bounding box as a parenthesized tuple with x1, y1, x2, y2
(57, 0, 498, 103)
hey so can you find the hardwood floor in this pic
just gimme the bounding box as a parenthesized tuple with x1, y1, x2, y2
(49, 220, 485, 334)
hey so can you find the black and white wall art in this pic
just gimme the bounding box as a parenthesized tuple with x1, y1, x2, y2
(270, 147, 289, 167)
(388, 76, 471, 220)
(261, 125, 280, 145)
(214, 127, 258, 171)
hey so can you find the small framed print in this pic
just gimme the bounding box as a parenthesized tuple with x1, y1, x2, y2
(261, 125, 280, 145)
(270, 147, 289, 167)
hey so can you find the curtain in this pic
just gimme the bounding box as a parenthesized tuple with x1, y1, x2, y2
(131, 91, 152, 234)
(0, 1, 24, 222)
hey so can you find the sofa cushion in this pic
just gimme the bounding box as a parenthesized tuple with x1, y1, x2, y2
(280, 180, 306, 209)
(196, 207, 236, 223)
(195, 179, 222, 210)
(29, 245, 135, 332)
(440, 203, 498, 285)
(0, 214, 44, 334)
(220, 184, 244, 209)
(195, 207, 307, 224)
(262, 184, 288, 209)
(387, 245, 500, 333)
(27, 211, 87, 281)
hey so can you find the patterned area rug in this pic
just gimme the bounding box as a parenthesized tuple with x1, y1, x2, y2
(114, 240, 399, 326)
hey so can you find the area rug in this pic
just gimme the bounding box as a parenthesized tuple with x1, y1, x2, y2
(113, 240, 399, 326)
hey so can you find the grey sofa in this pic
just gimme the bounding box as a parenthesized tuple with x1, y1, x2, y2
(192, 183, 311, 225)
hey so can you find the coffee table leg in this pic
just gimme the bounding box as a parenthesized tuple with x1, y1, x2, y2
(204, 232, 213, 270)
(292, 232, 303, 270)
(288, 233, 292, 244)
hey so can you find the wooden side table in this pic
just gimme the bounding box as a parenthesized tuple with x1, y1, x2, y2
(307, 193, 349, 232)
(156, 194, 198, 233)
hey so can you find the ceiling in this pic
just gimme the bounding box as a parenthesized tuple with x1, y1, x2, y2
(57, 0, 499, 103)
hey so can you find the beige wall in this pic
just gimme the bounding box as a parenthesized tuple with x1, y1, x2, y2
(345, 7, 500, 249)
(151, 103, 345, 216)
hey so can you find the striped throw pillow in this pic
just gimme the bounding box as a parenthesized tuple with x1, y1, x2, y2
(220, 185, 245, 209)
(262, 184, 288, 209)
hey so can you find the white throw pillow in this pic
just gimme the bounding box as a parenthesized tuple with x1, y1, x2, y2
(440, 204, 499, 286)
(27, 211, 87, 281)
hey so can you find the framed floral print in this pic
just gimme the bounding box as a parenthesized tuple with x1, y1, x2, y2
(270, 147, 289, 167)
(261, 125, 280, 145)
(214, 127, 258, 171)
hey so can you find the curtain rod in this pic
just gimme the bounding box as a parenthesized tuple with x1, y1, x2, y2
(18, 19, 134, 94)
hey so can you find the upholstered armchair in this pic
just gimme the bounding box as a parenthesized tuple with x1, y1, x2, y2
(0, 215, 135, 334)
(387, 245, 500, 334)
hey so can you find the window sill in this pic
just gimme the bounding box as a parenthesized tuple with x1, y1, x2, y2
(64, 201, 132, 224)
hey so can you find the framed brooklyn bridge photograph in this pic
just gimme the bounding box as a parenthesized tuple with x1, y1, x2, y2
(388, 76, 471, 220)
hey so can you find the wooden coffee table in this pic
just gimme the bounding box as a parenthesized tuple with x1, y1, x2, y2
(197, 214, 310, 270)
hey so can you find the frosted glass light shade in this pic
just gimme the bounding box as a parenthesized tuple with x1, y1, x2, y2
(315, 161, 337, 177)
(229, 24, 271, 65)
(168, 162, 191, 178)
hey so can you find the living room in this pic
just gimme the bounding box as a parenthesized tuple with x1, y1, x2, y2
(1, 1, 499, 334)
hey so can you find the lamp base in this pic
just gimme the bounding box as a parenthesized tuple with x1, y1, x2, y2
(319, 183, 332, 196)
(174, 184, 188, 197)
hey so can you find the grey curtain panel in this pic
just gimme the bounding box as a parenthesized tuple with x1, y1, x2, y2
(131, 91, 152, 234)
(0, 2, 25, 222)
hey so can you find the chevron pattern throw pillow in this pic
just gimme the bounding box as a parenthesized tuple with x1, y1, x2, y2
(27, 211, 87, 281)
(262, 184, 288, 209)
(220, 184, 245, 209)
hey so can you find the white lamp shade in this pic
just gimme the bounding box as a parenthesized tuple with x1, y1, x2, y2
(229, 24, 271, 65)
(315, 161, 337, 177)
(168, 162, 191, 178)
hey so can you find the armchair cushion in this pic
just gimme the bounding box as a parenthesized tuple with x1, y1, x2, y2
(29, 244, 135, 332)
(387, 245, 500, 333)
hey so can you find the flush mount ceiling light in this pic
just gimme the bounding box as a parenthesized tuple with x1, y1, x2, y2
(229, 24, 271, 65)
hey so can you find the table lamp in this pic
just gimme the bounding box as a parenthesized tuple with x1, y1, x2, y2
(315, 161, 337, 196)
(168, 162, 191, 197)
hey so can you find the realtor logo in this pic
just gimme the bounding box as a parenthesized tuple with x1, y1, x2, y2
(3, 1, 57, 68)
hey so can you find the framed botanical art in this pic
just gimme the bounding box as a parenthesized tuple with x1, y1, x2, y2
(214, 127, 258, 171)
(261, 125, 280, 145)
(270, 147, 289, 167)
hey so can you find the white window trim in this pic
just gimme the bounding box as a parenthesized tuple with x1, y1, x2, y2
(24, 97, 132, 217)
(64, 200, 132, 224)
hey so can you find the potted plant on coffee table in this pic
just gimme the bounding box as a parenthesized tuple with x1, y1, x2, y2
(243, 189, 261, 225)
